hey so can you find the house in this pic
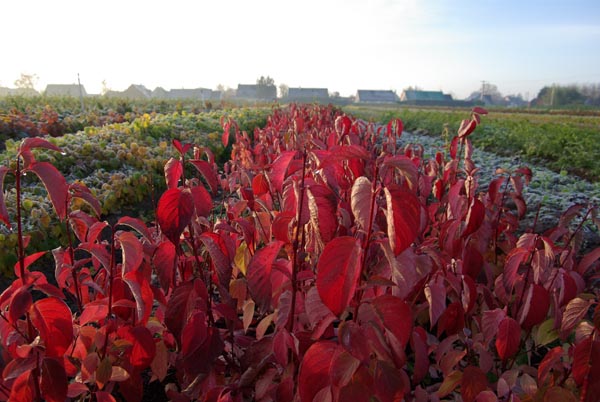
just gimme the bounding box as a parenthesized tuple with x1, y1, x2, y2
(355, 90, 398, 103)
(400, 89, 473, 107)
(0, 87, 39, 97)
(236, 84, 276, 100)
(152, 87, 170, 99)
(287, 87, 329, 102)
(168, 88, 213, 100)
(503, 95, 526, 108)
(400, 90, 449, 102)
(106, 84, 152, 99)
(44, 84, 87, 97)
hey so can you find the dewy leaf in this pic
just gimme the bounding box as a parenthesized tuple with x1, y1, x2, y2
(298, 341, 338, 402)
(495, 317, 521, 361)
(503, 247, 530, 293)
(381, 155, 418, 190)
(164, 157, 183, 189)
(26, 161, 68, 220)
(351, 176, 373, 232)
(0, 166, 12, 228)
(117, 216, 153, 242)
(384, 188, 421, 256)
(19, 137, 63, 154)
(246, 240, 284, 312)
(316, 236, 363, 317)
(157, 187, 194, 245)
(269, 150, 296, 194)
(29, 297, 73, 357)
(561, 297, 593, 338)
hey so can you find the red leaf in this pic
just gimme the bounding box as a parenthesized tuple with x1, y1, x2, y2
(438, 301, 465, 337)
(123, 269, 154, 325)
(222, 125, 230, 147)
(8, 286, 33, 324)
(252, 173, 270, 196)
(190, 184, 212, 218)
(164, 279, 207, 346)
(351, 176, 373, 231)
(458, 119, 477, 138)
(96, 391, 117, 402)
(189, 159, 219, 194)
(29, 297, 73, 357)
(26, 161, 68, 220)
(172, 139, 192, 155)
(307, 185, 337, 243)
(164, 157, 183, 189)
(0, 166, 12, 228)
(577, 246, 600, 276)
(298, 341, 338, 402)
(461, 366, 488, 402)
(495, 317, 521, 361)
(157, 188, 194, 245)
(13, 250, 46, 278)
(79, 302, 108, 326)
(424, 277, 446, 327)
(269, 150, 296, 194)
(572, 336, 592, 386)
(199, 232, 233, 289)
(317, 237, 363, 317)
(503, 247, 530, 293)
(19, 137, 63, 154)
(372, 295, 412, 348)
(117, 216, 153, 242)
(384, 188, 421, 256)
(463, 198, 485, 237)
(9, 370, 35, 402)
(381, 155, 418, 190)
(561, 297, 593, 338)
(519, 284, 550, 329)
(70, 182, 102, 218)
(40, 357, 68, 402)
(120, 325, 156, 370)
(411, 327, 429, 384)
(374, 360, 407, 402)
(117, 231, 143, 276)
(247, 240, 284, 311)
(329, 144, 371, 161)
(153, 240, 177, 292)
(387, 118, 404, 138)
(537, 346, 564, 386)
(472, 106, 488, 115)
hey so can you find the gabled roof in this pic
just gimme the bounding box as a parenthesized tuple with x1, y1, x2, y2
(169, 88, 212, 99)
(45, 84, 87, 97)
(287, 88, 329, 99)
(356, 90, 398, 103)
(401, 90, 449, 102)
(236, 84, 276, 100)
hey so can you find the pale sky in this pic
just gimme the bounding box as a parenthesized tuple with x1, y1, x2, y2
(1, 0, 599, 99)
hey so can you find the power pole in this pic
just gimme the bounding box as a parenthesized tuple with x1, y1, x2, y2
(77, 73, 85, 112)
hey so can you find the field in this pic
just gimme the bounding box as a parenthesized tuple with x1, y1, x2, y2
(345, 104, 600, 181)
(0, 98, 599, 401)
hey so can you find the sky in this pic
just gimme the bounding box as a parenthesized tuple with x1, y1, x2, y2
(1, 0, 599, 99)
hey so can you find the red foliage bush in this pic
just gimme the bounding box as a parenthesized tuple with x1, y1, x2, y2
(0, 104, 599, 401)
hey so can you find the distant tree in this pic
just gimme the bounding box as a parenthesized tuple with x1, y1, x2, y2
(331, 91, 340, 98)
(256, 76, 276, 100)
(468, 82, 504, 104)
(14, 73, 38, 89)
(101, 80, 111, 96)
(278, 83, 289, 98)
(534, 85, 585, 107)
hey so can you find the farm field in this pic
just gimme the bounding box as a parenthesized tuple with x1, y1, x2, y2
(345, 104, 600, 181)
(0, 100, 599, 401)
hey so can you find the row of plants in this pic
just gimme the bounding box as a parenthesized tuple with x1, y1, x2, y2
(345, 105, 600, 181)
(0, 104, 599, 401)
(0, 96, 260, 146)
(0, 108, 270, 273)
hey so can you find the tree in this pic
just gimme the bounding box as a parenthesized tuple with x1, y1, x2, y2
(534, 85, 585, 107)
(278, 83, 289, 99)
(101, 80, 111, 96)
(14, 73, 38, 89)
(256, 76, 276, 100)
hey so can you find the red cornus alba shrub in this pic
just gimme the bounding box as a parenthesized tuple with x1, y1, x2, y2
(0, 104, 599, 401)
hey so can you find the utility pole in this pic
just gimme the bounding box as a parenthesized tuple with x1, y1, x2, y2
(77, 73, 85, 113)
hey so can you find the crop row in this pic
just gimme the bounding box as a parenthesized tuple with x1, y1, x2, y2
(346, 105, 600, 181)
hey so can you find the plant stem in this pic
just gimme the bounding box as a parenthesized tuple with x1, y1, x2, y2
(15, 158, 26, 281)
(288, 149, 307, 332)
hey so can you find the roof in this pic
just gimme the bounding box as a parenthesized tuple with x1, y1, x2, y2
(45, 84, 87, 97)
(401, 90, 449, 102)
(287, 88, 329, 99)
(168, 88, 212, 99)
(236, 84, 276, 100)
(356, 90, 398, 103)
